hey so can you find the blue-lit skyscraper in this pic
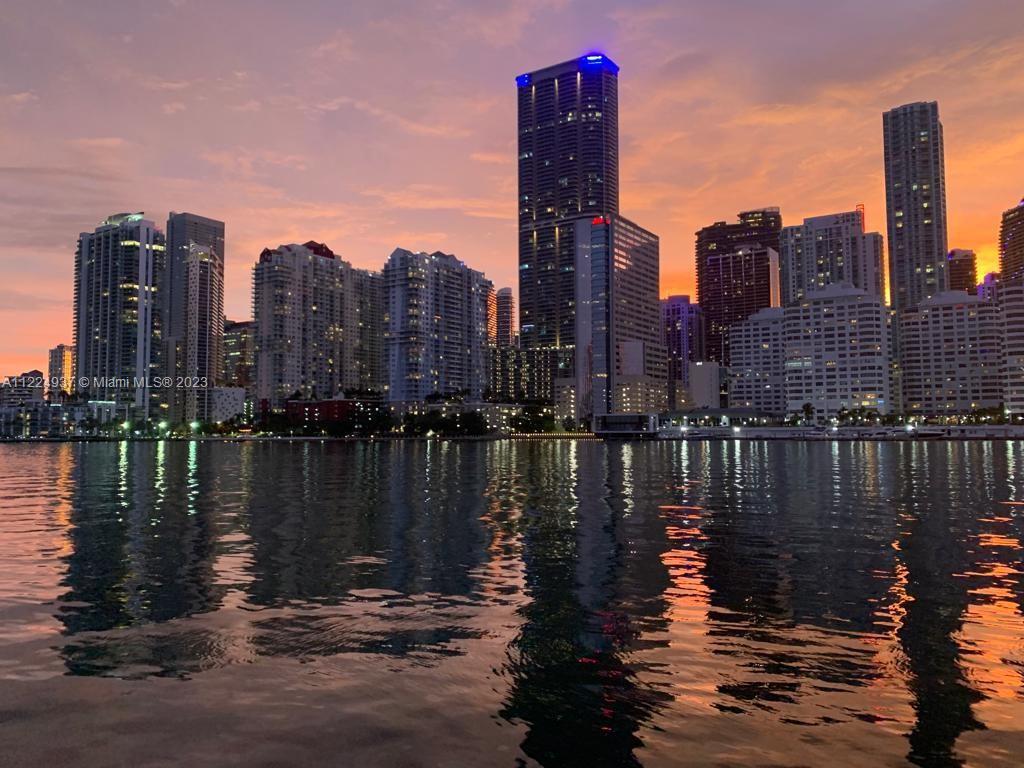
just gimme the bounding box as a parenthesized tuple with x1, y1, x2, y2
(516, 54, 619, 402)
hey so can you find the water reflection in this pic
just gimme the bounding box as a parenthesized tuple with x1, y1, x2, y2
(0, 440, 1022, 765)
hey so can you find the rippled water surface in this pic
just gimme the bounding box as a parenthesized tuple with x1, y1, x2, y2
(1, 440, 1023, 766)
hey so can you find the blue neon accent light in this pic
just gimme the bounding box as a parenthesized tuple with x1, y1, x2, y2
(516, 73, 531, 87)
(579, 53, 619, 74)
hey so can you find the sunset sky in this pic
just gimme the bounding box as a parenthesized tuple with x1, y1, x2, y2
(1, 0, 1022, 374)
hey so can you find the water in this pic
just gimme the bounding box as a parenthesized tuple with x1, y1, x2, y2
(0, 440, 1022, 767)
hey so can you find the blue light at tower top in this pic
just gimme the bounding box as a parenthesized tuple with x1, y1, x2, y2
(515, 73, 531, 87)
(580, 52, 619, 74)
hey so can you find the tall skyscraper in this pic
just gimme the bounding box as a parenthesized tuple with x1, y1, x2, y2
(1000, 198, 1024, 280)
(73, 213, 165, 415)
(696, 208, 782, 362)
(661, 296, 705, 410)
(699, 245, 780, 366)
(584, 215, 666, 417)
(165, 212, 225, 423)
(47, 343, 74, 397)
(779, 209, 884, 305)
(946, 249, 978, 294)
(496, 287, 516, 347)
(517, 54, 619, 400)
(253, 242, 383, 407)
(383, 248, 492, 403)
(883, 101, 949, 313)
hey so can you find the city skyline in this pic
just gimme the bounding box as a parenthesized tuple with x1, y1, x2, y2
(2, 1, 1024, 374)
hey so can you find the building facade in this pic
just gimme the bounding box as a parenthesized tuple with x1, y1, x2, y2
(661, 295, 705, 410)
(700, 246, 780, 367)
(783, 284, 892, 420)
(947, 249, 977, 294)
(517, 54, 620, 401)
(47, 344, 74, 398)
(728, 307, 786, 415)
(883, 101, 949, 313)
(383, 248, 492, 403)
(1000, 277, 1024, 415)
(73, 213, 165, 416)
(164, 212, 226, 423)
(223, 319, 255, 396)
(696, 208, 782, 362)
(978, 272, 1000, 302)
(779, 209, 884, 306)
(900, 291, 1002, 415)
(253, 242, 382, 407)
(585, 214, 666, 418)
(496, 287, 516, 348)
(1000, 198, 1024, 280)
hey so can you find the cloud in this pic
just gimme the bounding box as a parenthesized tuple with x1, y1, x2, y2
(312, 95, 470, 138)
(230, 99, 262, 112)
(0, 289, 66, 312)
(470, 151, 511, 165)
(70, 137, 128, 150)
(362, 184, 509, 220)
(162, 101, 186, 115)
(6, 91, 38, 105)
(201, 148, 308, 177)
(312, 30, 355, 61)
(141, 77, 195, 92)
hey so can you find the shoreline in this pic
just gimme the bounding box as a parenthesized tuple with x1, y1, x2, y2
(2, 427, 1023, 444)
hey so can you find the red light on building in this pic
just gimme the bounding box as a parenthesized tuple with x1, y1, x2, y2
(592, 216, 609, 225)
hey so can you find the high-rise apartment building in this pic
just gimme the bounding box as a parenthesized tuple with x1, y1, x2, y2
(47, 344, 74, 397)
(253, 241, 383, 407)
(584, 215, 666, 417)
(883, 101, 949, 312)
(352, 269, 385, 393)
(164, 212, 225, 423)
(999, 277, 1024, 415)
(696, 208, 782, 362)
(496, 287, 516, 347)
(383, 248, 492, 403)
(900, 291, 1002, 415)
(73, 213, 165, 415)
(783, 284, 893, 419)
(699, 245, 780, 366)
(779, 210, 884, 305)
(223, 319, 255, 396)
(662, 296, 705, 410)
(1000, 198, 1024, 280)
(947, 249, 977, 294)
(517, 54, 619, 400)
(728, 307, 786, 415)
